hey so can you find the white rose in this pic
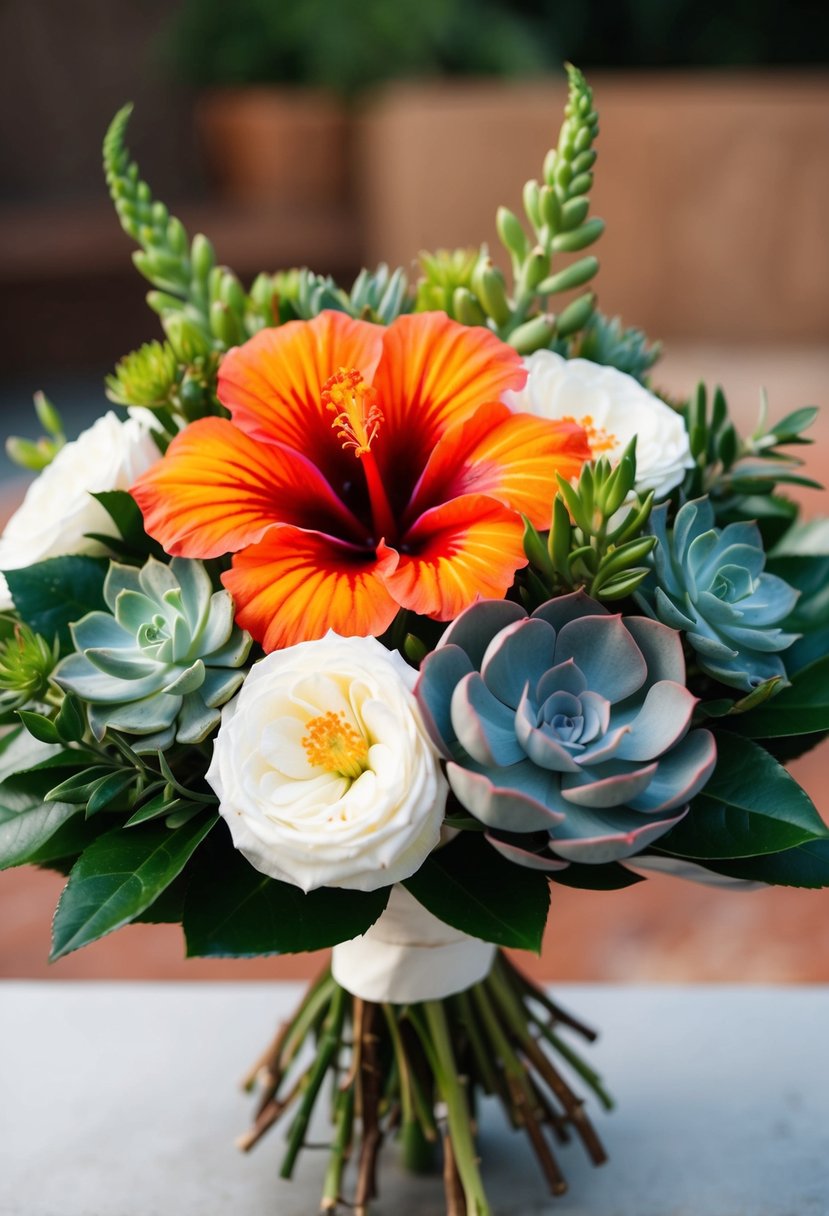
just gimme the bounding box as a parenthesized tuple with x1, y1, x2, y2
(206, 633, 448, 893)
(503, 351, 693, 500)
(0, 411, 161, 608)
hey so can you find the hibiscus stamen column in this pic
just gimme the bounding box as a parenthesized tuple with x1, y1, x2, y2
(323, 368, 397, 544)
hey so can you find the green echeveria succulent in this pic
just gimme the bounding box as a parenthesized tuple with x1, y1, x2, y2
(55, 556, 251, 750)
(415, 590, 716, 869)
(642, 498, 799, 692)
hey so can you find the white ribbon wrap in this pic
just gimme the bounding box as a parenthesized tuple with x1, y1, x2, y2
(331, 886, 496, 1003)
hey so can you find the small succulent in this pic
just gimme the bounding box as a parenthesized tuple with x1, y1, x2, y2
(641, 497, 799, 692)
(415, 590, 716, 868)
(0, 623, 59, 713)
(55, 556, 251, 750)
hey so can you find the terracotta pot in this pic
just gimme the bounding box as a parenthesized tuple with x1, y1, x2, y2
(196, 87, 349, 207)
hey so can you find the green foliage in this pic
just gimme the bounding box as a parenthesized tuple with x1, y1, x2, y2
(725, 656, 829, 739)
(182, 832, 391, 955)
(6, 557, 108, 653)
(681, 383, 819, 518)
(50, 814, 217, 959)
(696, 839, 829, 889)
(576, 312, 661, 383)
(659, 733, 829, 860)
(86, 490, 166, 564)
(550, 861, 644, 891)
(522, 438, 655, 605)
(403, 832, 550, 952)
(6, 392, 66, 473)
(165, 0, 549, 95)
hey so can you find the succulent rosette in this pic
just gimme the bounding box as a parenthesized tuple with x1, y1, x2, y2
(642, 498, 800, 691)
(416, 590, 717, 866)
(54, 555, 251, 748)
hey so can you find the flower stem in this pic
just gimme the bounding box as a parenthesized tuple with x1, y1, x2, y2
(321, 1085, 355, 1212)
(423, 1000, 491, 1216)
(280, 984, 346, 1180)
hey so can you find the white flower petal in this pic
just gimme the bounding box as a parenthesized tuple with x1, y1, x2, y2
(206, 633, 447, 892)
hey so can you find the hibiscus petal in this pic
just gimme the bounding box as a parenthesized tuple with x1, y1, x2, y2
(380, 494, 527, 620)
(371, 312, 526, 486)
(132, 417, 364, 558)
(405, 400, 589, 527)
(223, 525, 399, 651)
(218, 311, 383, 474)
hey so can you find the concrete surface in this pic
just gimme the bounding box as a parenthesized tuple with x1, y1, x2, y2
(0, 982, 827, 1215)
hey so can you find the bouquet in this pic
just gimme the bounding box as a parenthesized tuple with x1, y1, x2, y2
(2, 66, 828, 1215)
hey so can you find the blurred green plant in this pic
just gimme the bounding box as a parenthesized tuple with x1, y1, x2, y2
(165, 0, 550, 96)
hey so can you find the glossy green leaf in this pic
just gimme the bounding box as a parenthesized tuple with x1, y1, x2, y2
(50, 814, 216, 959)
(660, 733, 828, 859)
(404, 832, 550, 952)
(89, 490, 165, 561)
(550, 860, 644, 891)
(183, 832, 391, 956)
(17, 710, 61, 746)
(731, 657, 829, 737)
(6, 556, 108, 651)
(0, 796, 81, 870)
(699, 839, 829, 888)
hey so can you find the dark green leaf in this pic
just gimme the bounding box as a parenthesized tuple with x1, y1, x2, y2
(90, 490, 165, 560)
(6, 557, 108, 651)
(698, 839, 829, 888)
(17, 710, 61, 746)
(134, 870, 190, 924)
(55, 694, 86, 743)
(730, 657, 829, 737)
(50, 814, 217, 959)
(0, 797, 81, 870)
(183, 831, 390, 956)
(45, 766, 114, 804)
(550, 861, 644, 890)
(85, 771, 137, 815)
(404, 832, 550, 952)
(660, 733, 828, 859)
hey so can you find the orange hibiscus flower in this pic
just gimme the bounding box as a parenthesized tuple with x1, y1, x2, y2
(132, 310, 589, 651)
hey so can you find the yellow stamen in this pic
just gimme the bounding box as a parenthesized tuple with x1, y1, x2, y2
(323, 367, 383, 457)
(563, 413, 617, 456)
(302, 710, 369, 780)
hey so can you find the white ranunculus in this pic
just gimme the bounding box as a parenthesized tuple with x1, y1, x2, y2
(0, 411, 161, 608)
(503, 351, 693, 500)
(206, 633, 448, 893)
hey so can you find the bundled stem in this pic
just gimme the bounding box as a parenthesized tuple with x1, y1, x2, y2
(239, 952, 609, 1214)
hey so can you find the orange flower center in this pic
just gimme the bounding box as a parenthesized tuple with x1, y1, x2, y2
(323, 367, 384, 457)
(302, 710, 369, 779)
(562, 413, 617, 456)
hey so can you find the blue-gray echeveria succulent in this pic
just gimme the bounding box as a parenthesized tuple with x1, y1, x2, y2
(641, 497, 799, 692)
(55, 556, 251, 750)
(415, 590, 716, 868)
